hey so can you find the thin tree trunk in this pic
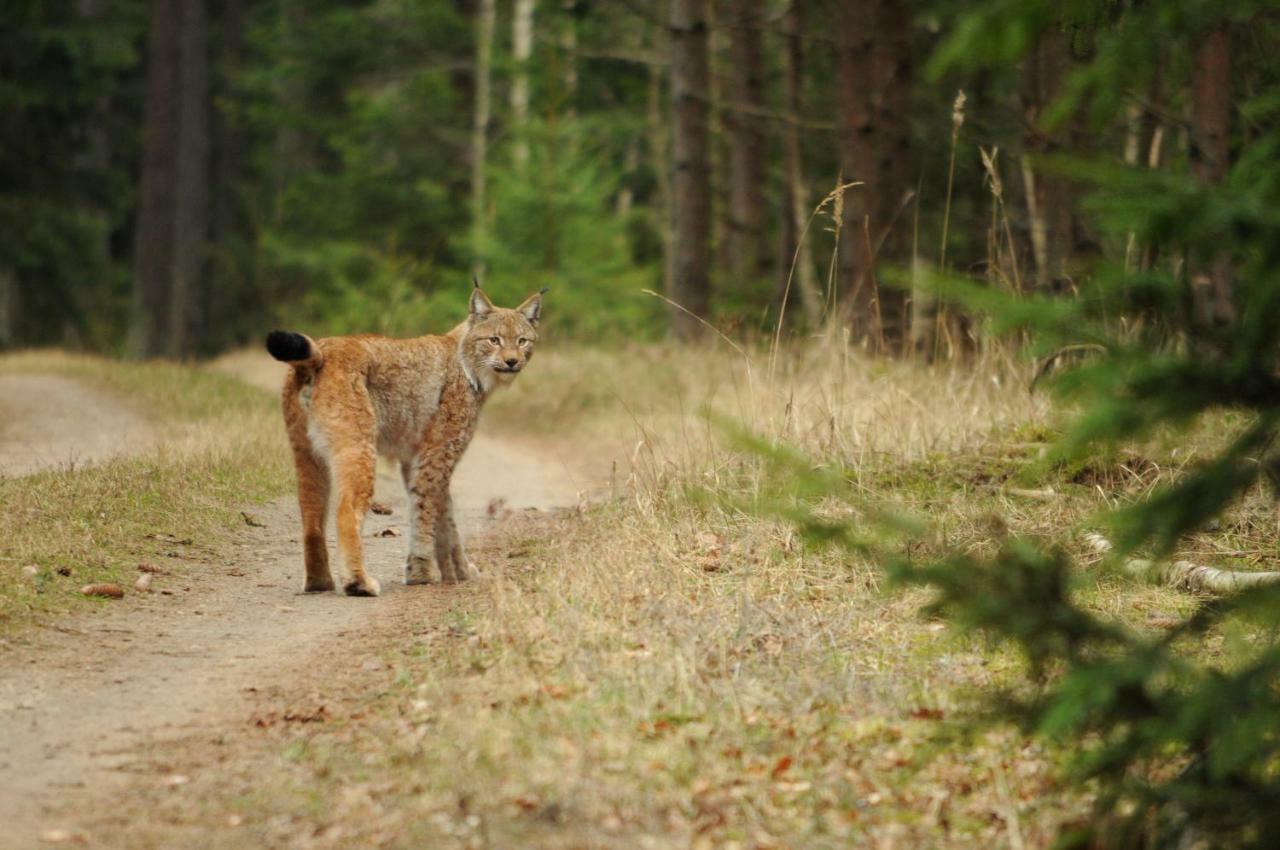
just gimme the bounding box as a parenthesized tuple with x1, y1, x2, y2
(837, 0, 913, 352)
(836, 0, 878, 345)
(470, 0, 496, 278)
(0, 268, 15, 350)
(559, 0, 578, 121)
(1019, 28, 1072, 291)
(208, 0, 248, 350)
(510, 0, 535, 167)
(1189, 26, 1234, 327)
(778, 0, 820, 327)
(869, 0, 912, 351)
(669, 0, 712, 339)
(131, 0, 210, 360)
(647, 52, 674, 301)
(724, 0, 767, 288)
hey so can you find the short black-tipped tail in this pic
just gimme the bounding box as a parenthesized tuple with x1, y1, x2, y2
(265, 330, 321, 367)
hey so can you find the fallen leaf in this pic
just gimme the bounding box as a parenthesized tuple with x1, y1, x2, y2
(80, 583, 124, 599)
(56, 566, 72, 577)
(240, 511, 266, 528)
(38, 828, 86, 845)
(909, 707, 945, 721)
(371, 502, 393, 516)
(771, 755, 793, 780)
(134, 574, 153, 593)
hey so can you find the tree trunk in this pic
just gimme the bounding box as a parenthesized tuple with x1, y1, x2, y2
(470, 0, 496, 278)
(1019, 28, 1073, 291)
(130, 0, 210, 359)
(869, 0, 912, 350)
(510, 0, 535, 167)
(777, 0, 820, 327)
(208, 0, 249, 351)
(0, 268, 15, 350)
(1189, 26, 1234, 327)
(647, 50, 674, 301)
(669, 0, 712, 340)
(836, 0, 875, 337)
(837, 0, 912, 352)
(723, 0, 767, 288)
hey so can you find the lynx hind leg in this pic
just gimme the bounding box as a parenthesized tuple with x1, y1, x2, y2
(296, 447, 335, 592)
(436, 494, 474, 583)
(332, 443, 381, 597)
(284, 383, 334, 593)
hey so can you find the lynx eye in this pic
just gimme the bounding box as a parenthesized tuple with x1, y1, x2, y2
(488, 336, 501, 345)
(518, 337, 527, 345)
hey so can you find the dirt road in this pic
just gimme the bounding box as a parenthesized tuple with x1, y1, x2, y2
(0, 374, 155, 476)
(0, 369, 587, 848)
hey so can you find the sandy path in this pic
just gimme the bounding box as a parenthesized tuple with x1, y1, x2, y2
(0, 374, 155, 476)
(0, 365, 589, 848)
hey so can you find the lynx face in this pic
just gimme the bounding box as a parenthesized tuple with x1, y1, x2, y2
(462, 288, 541, 388)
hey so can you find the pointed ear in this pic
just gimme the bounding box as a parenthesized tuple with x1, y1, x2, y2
(517, 288, 546, 325)
(469, 285, 495, 320)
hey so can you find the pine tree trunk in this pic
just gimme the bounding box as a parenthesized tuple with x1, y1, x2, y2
(869, 0, 912, 351)
(510, 0, 535, 167)
(0, 268, 15, 350)
(470, 0, 496, 278)
(836, 0, 876, 339)
(130, 0, 210, 359)
(647, 51, 674, 301)
(208, 0, 248, 349)
(1019, 28, 1073, 291)
(1189, 26, 1234, 327)
(838, 0, 911, 352)
(669, 0, 712, 340)
(724, 0, 767, 288)
(778, 0, 820, 327)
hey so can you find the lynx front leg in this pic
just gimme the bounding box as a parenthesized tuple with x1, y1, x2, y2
(435, 492, 474, 583)
(405, 490, 444, 585)
(405, 445, 472, 585)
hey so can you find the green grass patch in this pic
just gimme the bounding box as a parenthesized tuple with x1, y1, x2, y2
(0, 351, 291, 630)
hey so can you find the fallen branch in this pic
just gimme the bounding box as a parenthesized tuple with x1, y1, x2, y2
(1083, 532, 1280, 593)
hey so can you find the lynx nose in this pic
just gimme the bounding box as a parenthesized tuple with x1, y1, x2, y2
(504, 358, 519, 368)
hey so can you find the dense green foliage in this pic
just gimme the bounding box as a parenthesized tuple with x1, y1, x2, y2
(749, 2, 1280, 847)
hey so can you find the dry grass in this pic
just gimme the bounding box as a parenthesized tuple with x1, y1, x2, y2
(186, 339, 1278, 849)
(0, 351, 291, 630)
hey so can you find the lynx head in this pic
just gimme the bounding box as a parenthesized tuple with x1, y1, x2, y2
(459, 283, 544, 392)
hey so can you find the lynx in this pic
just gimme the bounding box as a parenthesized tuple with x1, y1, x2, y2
(266, 284, 543, 597)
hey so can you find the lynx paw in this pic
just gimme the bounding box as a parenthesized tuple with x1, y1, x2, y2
(343, 575, 381, 597)
(442, 555, 476, 583)
(405, 555, 443, 585)
(305, 575, 336, 593)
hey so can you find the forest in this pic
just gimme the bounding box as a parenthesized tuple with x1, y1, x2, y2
(4, 0, 1265, 355)
(4, 1, 1280, 848)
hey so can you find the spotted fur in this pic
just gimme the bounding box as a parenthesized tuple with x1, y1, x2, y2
(269, 286, 543, 596)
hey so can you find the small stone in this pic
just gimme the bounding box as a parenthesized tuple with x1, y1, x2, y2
(134, 574, 153, 593)
(162, 774, 190, 788)
(21, 565, 38, 579)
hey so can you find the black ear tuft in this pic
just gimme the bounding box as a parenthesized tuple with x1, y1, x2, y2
(473, 274, 481, 289)
(539, 286, 550, 295)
